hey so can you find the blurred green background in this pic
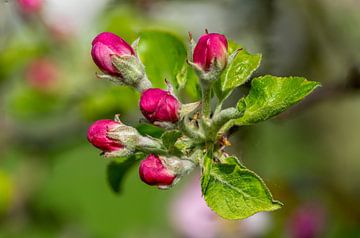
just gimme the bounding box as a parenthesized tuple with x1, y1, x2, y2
(1, 0, 360, 237)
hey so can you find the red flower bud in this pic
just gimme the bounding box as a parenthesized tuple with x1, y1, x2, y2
(17, 0, 42, 14)
(139, 88, 180, 123)
(193, 33, 228, 72)
(25, 58, 59, 92)
(139, 154, 176, 186)
(87, 119, 123, 152)
(91, 32, 135, 76)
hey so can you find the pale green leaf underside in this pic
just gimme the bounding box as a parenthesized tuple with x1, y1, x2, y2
(203, 157, 282, 220)
(234, 75, 321, 126)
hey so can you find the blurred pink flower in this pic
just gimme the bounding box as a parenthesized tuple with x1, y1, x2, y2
(25, 58, 59, 92)
(170, 176, 273, 238)
(288, 203, 326, 238)
(17, 0, 42, 14)
(170, 176, 219, 238)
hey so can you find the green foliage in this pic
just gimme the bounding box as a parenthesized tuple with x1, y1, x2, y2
(200, 149, 212, 194)
(136, 124, 165, 138)
(161, 130, 182, 149)
(0, 171, 12, 215)
(234, 75, 321, 125)
(107, 156, 139, 193)
(82, 87, 138, 120)
(138, 30, 189, 89)
(137, 30, 200, 99)
(202, 156, 282, 220)
(215, 42, 262, 101)
(7, 87, 63, 120)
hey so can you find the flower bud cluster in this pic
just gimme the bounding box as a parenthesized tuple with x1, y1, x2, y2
(88, 30, 239, 188)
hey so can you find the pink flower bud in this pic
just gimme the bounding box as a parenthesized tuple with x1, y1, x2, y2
(17, 0, 42, 14)
(25, 58, 59, 92)
(139, 154, 176, 186)
(193, 33, 228, 72)
(87, 119, 124, 152)
(91, 32, 135, 76)
(139, 88, 180, 123)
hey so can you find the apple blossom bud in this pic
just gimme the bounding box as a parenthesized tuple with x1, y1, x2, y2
(139, 154, 176, 187)
(17, 0, 42, 14)
(87, 119, 124, 152)
(193, 33, 228, 72)
(91, 32, 135, 76)
(139, 88, 181, 123)
(91, 32, 151, 91)
(139, 154, 195, 189)
(25, 58, 59, 92)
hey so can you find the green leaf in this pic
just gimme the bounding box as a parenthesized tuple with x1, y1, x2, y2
(214, 42, 261, 101)
(200, 148, 213, 194)
(202, 156, 283, 220)
(136, 124, 165, 138)
(161, 130, 182, 149)
(221, 156, 246, 169)
(138, 30, 189, 89)
(233, 75, 321, 125)
(107, 156, 138, 194)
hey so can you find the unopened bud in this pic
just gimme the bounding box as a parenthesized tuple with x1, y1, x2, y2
(139, 154, 195, 189)
(192, 32, 228, 79)
(91, 32, 151, 91)
(139, 88, 181, 123)
(87, 119, 124, 153)
(139, 154, 176, 187)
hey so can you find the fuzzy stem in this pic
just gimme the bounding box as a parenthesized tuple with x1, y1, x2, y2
(201, 81, 213, 118)
(212, 107, 243, 132)
(218, 120, 235, 137)
(136, 136, 166, 154)
(135, 75, 152, 92)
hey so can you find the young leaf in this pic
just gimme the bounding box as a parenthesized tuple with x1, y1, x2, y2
(136, 124, 165, 138)
(107, 156, 138, 194)
(200, 148, 213, 194)
(214, 42, 261, 101)
(233, 75, 321, 126)
(220, 156, 246, 169)
(161, 130, 182, 149)
(137, 30, 188, 89)
(203, 157, 282, 220)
